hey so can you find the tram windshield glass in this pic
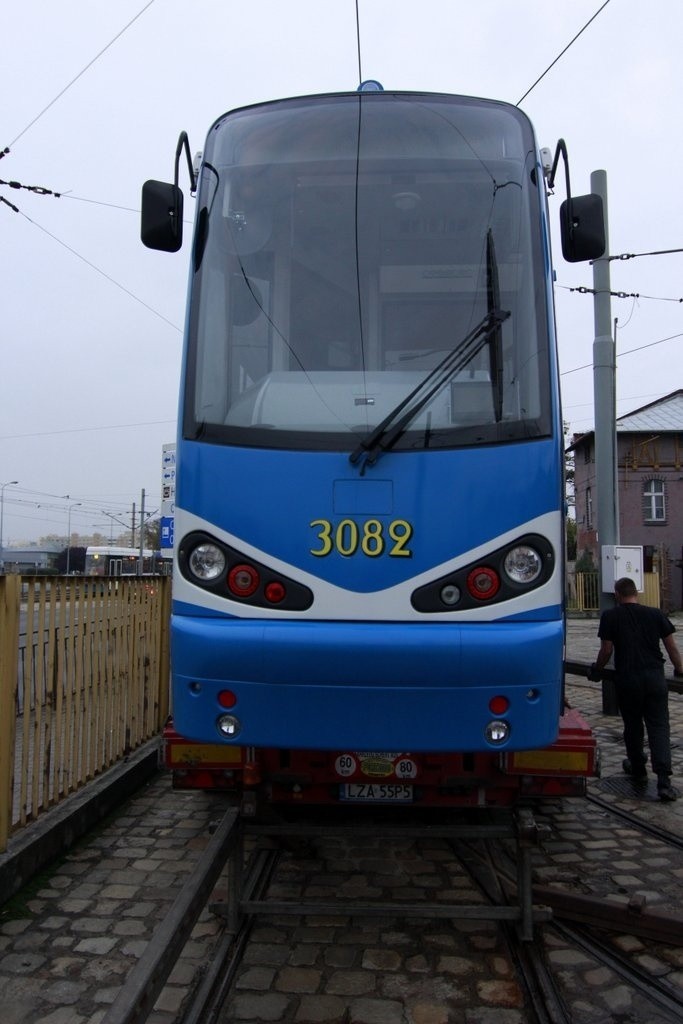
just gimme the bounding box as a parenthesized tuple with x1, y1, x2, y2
(185, 93, 552, 451)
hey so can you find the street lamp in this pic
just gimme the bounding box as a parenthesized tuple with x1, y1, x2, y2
(65, 502, 82, 576)
(0, 480, 19, 572)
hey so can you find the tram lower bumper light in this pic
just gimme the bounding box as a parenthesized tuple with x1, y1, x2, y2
(485, 720, 510, 745)
(217, 714, 241, 738)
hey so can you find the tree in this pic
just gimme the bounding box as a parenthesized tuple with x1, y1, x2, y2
(56, 546, 86, 574)
(143, 517, 161, 551)
(566, 517, 577, 561)
(575, 548, 596, 573)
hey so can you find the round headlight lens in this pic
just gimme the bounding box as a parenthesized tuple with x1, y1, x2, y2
(485, 720, 510, 745)
(503, 545, 543, 585)
(217, 714, 241, 738)
(188, 543, 226, 582)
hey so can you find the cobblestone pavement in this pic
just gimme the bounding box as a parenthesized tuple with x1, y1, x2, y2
(1, 617, 683, 1024)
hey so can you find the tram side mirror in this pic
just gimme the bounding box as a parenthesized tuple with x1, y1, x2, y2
(560, 193, 605, 263)
(141, 180, 184, 252)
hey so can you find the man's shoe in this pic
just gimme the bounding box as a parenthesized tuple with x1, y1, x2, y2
(657, 777, 678, 802)
(623, 758, 648, 782)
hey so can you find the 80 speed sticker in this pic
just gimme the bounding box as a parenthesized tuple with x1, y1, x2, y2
(334, 753, 417, 779)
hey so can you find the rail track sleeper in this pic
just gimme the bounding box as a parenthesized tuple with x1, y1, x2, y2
(245, 822, 514, 840)
(237, 896, 553, 924)
(534, 885, 683, 945)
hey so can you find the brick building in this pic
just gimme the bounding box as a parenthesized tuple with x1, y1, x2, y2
(569, 390, 683, 611)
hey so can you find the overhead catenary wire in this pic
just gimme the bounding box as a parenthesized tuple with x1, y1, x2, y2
(5, 0, 157, 151)
(561, 331, 683, 376)
(0, 177, 194, 221)
(605, 247, 683, 262)
(516, 0, 611, 105)
(558, 283, 683, 304)
(13, 207, 182, 332)
(0, 418, 175, 442)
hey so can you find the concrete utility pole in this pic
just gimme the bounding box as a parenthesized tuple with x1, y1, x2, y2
(138, 489, 146, 575)
(591, 170, 621, 716)
(591, 169, 620, 612)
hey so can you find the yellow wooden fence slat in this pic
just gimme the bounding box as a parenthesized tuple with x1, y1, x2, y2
(0, 576, 21, 852)
(1, 576, 171, 850)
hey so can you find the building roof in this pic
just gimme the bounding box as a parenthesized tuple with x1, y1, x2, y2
(614, 389, 683, 431)
(568, 389, 683, 451)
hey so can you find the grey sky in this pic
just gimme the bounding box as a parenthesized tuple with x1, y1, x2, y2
(1, 0, 681, 543)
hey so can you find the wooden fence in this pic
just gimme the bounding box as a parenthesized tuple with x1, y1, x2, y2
(0, 575, 171, 852)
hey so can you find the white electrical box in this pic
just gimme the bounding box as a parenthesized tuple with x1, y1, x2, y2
(601, 545, 644, 592)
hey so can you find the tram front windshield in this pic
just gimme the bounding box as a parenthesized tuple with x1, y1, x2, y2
(185, 93, 552, 452)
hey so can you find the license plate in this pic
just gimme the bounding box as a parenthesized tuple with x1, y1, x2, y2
(340, 783, 413, 803)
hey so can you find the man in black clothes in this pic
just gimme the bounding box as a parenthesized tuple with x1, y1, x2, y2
(589, 576, 683, 802)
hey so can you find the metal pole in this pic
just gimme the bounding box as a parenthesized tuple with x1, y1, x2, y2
(65, 502, 82, 576)
(138, 489, 145, 575)
(591, 170, 620, 715)
(591, 169, 619, 609)
(0, 480, 19, 572)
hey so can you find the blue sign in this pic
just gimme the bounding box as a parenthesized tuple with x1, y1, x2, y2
(160, 516, 174, 549)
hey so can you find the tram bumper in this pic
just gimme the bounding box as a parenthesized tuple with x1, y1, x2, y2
(171, 616, 563, 751)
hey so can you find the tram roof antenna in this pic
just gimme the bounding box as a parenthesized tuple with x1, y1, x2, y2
(357, 80, 384, 92)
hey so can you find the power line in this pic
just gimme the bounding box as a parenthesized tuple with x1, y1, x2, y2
(558, 283, 683, 304)
(355, 0, 363, 85)
(561, 331, 683, 376)
(606, 247, 683, 262)
(0, 418, 175, 442)
(61, 191, 194, 225)
(6, 0, 157, 150)
(517, 1, 611, 105)
(11, 207, 182, 332)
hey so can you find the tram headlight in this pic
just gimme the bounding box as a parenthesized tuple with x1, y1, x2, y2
(188, 542, 226, 582)
(503, 545, 543, 585)
(485, 720, 510, 745)
(217, 714, 241, 738)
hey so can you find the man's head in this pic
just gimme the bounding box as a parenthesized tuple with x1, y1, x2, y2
(614, 577, 638, 602)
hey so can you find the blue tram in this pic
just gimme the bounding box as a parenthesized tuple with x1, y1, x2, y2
(142, 87, 603, 776)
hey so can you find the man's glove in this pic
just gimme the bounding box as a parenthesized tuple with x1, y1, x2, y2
(587, 663, 602, 682)
(674, 669, 683, 680)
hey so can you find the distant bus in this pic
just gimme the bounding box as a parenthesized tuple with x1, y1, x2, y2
(84, 546, 170, 577)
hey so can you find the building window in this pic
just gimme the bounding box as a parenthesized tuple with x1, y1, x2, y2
(643, 478, 666, 523)
(586, 487, 593, 529)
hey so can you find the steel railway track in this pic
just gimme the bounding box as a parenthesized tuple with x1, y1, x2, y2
(454, 833, 683, 1024)
(99, 788, 683, 1024)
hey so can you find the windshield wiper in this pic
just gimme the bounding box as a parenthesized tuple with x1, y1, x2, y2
(349, 305, 510, 470)
(486, 229, 504, 423)
(350, 229, 508, 470)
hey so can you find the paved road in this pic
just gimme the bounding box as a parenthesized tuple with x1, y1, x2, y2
(1, 615, 682, 1023)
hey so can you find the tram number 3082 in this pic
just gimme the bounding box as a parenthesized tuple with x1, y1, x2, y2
(310, 518, 413, 558)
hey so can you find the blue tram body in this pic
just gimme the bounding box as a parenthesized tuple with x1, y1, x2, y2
(144, 89, 597, 757)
